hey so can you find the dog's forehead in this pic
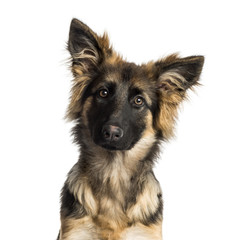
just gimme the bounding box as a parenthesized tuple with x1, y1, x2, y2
(102, 62, 150, 88)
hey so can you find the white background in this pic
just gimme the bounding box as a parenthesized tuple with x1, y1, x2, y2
(0, 0, 242, 239)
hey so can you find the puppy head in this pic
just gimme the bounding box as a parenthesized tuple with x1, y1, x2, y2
(66, 19, 204, 150)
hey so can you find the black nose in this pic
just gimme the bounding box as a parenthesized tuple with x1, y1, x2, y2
(102, 125, 124, 142)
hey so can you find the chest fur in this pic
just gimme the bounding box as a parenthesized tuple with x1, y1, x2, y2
(68, 162, 161, 221)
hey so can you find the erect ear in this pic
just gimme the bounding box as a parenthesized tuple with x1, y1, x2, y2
(68, 18, 111, 75)
(156, 54, 204, 103)
(154, 54, 204, 139)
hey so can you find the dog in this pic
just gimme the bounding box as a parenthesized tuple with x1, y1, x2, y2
(57, 18, 204, 240)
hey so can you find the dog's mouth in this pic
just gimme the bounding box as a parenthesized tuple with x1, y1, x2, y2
(94, 138, 132, 151)
(93, 135, 134, 151)
(99, 143, 123, 151)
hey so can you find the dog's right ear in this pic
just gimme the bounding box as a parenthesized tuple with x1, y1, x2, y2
(68, 18, 111, 75)
(66, 19, 112, 121)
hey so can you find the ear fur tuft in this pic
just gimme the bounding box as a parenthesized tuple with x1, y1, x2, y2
(157, 55, 204, 98)
(67, 19, 101, 75)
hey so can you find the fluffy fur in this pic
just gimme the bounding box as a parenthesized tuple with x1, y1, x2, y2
(57, 18, 204, 240)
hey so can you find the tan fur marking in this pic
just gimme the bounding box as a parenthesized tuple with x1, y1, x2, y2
(160, 53, 180, 66)
(126, 112, 155, 162)
(120, 222, 162, 240)
(73, 41, 99, 72)
(66, 75, 91, 120)
(81, 96, 93, 127)
(131, 79, 153, 106)
(72, 64, 84, 76)
(67, 164, 98, 216)
(158, 71, 186, 102)
(98, 32, 112, 56)
(94, 72, 121, 87)
(100, 153, 133, 204)
(106, 51, 123, 65)
(60, 217, 162, 240)
(95, 202, 128, 240)
(127, 172, 161, 222)
(155, 101, 178, 139)
(60, 217, 98, 240)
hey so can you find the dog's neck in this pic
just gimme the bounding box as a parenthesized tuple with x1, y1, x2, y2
(80, 130, 158, 187)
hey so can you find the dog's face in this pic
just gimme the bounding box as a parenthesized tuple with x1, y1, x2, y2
(66, 19, 204, 150)
(84, 63, 158, 150)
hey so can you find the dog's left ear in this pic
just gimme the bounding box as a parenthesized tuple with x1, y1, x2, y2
(156, 54, 204, 103)
(154, 54, 204, 138)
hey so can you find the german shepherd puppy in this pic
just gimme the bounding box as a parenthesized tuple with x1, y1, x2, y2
(58, 18, 204, 240)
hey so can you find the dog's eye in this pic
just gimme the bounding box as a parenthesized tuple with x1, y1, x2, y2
(134, 96, 144, 106)
(99, 89, 109, 98)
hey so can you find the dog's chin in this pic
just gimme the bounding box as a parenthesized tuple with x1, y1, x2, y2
(94, 140, 133, 151)
(100, 144, 123, 151)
